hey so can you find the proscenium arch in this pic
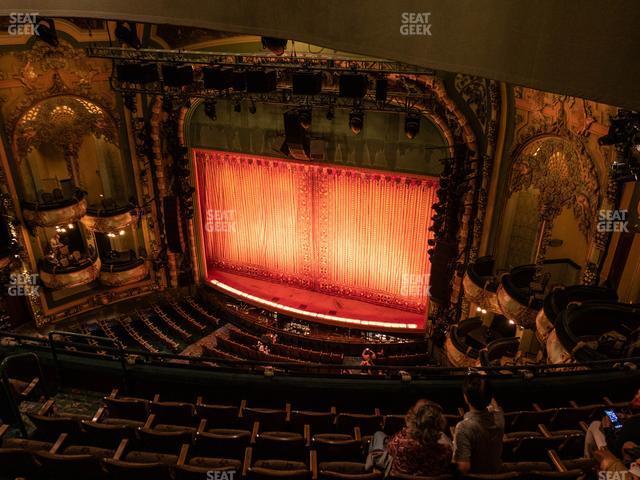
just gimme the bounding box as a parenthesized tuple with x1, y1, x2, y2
(0, 0, 637, 110)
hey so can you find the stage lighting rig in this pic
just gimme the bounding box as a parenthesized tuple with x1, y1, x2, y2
(298, 108, 312, 129)
(349, 109, 364, 135)
(34, 17, 59, 47)
(115, 21, 141, 49)
(204, 100, 217, 121)
(261, 37, 288, 56)
(404, 112, 421, 139)
(599, 110, 640, 183)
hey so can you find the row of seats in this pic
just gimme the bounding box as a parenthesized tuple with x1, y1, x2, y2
(0, 388, 603, 480)
(201, 295, 428, 357)
(226, 326, 344, 365)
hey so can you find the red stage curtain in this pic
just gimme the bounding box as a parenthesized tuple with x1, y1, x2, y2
(195, 149, 437, 312)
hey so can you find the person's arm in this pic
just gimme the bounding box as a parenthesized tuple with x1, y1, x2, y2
(452, 424, 472, 474)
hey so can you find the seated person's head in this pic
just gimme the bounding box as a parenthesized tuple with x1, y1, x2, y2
(462, 373, 493, 410)
(405, 399, 447, 445)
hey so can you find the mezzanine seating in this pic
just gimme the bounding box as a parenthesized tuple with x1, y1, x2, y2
(1, 376, 616, 480)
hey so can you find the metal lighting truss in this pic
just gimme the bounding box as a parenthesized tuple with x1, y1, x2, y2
(89, 46, 439, 113)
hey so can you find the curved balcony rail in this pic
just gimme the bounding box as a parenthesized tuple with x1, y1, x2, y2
(82, 203, 139, 233)
(22, 192, 87, 228)
(38, 254, 101, 290)
(496, 264, 544, 328)
(548, 302, 640, 364)
(536, 286, 618, 345)
(479, 337, 520, 368)
(99, 254, 149, 287)
(462, 256, 501, 313)
(445, 315, 517, 367)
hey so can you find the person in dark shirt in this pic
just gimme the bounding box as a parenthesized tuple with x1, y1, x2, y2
(453, 373, 505, 474)
(386, 399, 452, 476)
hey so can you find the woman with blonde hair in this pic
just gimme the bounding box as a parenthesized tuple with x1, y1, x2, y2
(386, 399, 452, 476)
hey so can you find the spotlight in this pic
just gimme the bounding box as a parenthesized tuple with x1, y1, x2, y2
(349, 110, 364, 135)
(204, 100, 217, 121)
(298, 108, 311, 129)
(249, 100, 257, 115)
(326, 107, 335, 121)
(67, 224, 74, 229)
(116, 22, 142, 50)
(34, 17, 59, 47)
(405, 112, 421, 139)
(234, 100, 242, 113)
(114, 21, 141, 49)
(261, 36, 288, 56)
(119, 230, 126, 236)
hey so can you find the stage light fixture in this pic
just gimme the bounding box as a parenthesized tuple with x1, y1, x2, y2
(114, 21, 141, 49)
(249, 100, 257, 115)
(234, 100, 242, 113)
(298, 108, 312, 129)
(405, 112, 421, 139)
(204, 100, 217, 121)
(261, 36, 288, 56)
(349, 109, 364, 135)
(326, 106, 335, 121)
(34, 17, 59, 47)
(161, 64, 194, 87)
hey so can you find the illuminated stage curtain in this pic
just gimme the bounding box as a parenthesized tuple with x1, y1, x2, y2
(195, 149, 437, 312)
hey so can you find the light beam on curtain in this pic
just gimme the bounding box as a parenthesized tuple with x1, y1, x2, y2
(195, 149, 437, 313)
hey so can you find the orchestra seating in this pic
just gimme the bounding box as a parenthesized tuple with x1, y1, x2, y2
(2, 373, 623, 480)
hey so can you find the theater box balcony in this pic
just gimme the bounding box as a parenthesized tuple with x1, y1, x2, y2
(81, 203, 138, 233)
(462, 256, 501, 313)
(99, 252, 149, 287)
(22, 193, 87, 228)
(496, 265, 544, 328)
(38, 255, 101, 290)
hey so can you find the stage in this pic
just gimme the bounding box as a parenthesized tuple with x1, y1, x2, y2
(207, 269, 426, 332)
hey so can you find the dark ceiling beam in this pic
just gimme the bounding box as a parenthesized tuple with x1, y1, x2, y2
(1, 0, 639, 110)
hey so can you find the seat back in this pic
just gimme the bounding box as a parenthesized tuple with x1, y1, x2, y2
(313, 436, 364, 463)
(196, 403, 240, 428)
(243, 408, 288, 431)
(382, 415, 405, 436)
(81, 420, 135, 449)
(319, 461, 384, 480)
(35, 450, 106, 480)
(550, 407, 598, 430)
(27, 413, 82, 442)
(138, 427, 193, 454)
(503, 436, 565, 462)
(104, 396, 150, 422)
(335, 414, 382, 436)
(194, 429, 251, 460)
(103, 458, 173, 480)
(290, 411, 335, 434)
(0, 448, 41, 477)
(249, 466, 311, 480)
(254, 432, 307, 462)
(151, 401, 197, 427)
(504, 410, 556, 433)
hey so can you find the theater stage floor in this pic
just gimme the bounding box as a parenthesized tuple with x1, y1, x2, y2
(207, 270, 426, 332)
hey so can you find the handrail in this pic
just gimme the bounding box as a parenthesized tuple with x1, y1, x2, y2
(47, 331, 129, 394)
(0, 352, 48, 436)
(2, 329, 640, 378)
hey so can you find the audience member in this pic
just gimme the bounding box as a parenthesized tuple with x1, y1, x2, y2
(385, 399, 452, 476)
(585, 389, 640, 458)
(453, 372, 504, 474)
